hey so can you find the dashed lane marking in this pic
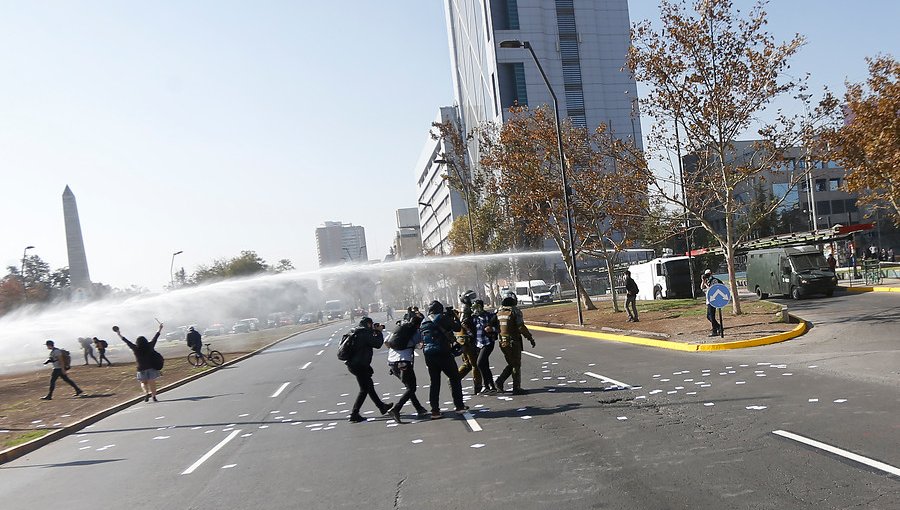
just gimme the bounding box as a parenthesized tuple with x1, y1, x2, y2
(182, 430, 242, 475)
(522, 351, 544, 359)
(315, 350, 325, 356)
(270, 382, 290, 398)
(462, 412, 483, 432)
(584, 371, 633, 389)
(773, 429, 900, 477)
(300, 362, 312, 370)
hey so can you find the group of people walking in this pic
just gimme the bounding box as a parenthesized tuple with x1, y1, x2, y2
(340, 291, 536, 424)
(41, 323, 166, 403)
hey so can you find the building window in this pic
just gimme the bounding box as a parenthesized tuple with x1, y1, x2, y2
(831, 199, 846, 214)
(772, 183, 799, 212)
(815, 179, 827, 192)
(829, 178, 840, 191)
(846, 198, 858, 212)
(490, 0, 519, 30)
(498, 62, 527, 108)
(816, 200, 831, 215)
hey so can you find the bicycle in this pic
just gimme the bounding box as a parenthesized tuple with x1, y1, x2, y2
(862, 260, 883, 286)
(187, 343, 225, 367)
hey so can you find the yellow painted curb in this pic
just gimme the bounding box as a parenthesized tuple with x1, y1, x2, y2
(527, 317, 808, 352)
(842, 286, 900, 293)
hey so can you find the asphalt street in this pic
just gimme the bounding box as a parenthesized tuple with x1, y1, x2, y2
(1, 292, 898, 509)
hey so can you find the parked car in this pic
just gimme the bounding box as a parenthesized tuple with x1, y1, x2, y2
(165, 326, 187, 342)
(238, 318, 259, 331)
(204, 324, 226, 336)
(351, 308, 367, 318)
(298, 312, 316, 324)
(231, 321, 251, 334)
(277, 315, 294, 327)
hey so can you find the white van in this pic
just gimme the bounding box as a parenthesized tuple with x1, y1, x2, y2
(514, 280, 553, 305)
(628, 256, 695, 300)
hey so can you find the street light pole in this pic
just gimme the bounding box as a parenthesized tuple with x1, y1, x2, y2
(21, 245, 34, 278)
(343, 247, 353, 262)
(499, 39, 583, 325)
(21, 245, 34, 303)
(419, 202, 444, 255)
(170, 250, 183, 289)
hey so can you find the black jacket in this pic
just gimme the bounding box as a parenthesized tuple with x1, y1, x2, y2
(625, 277, 639, 295)
(186, 330, 201, 347)
(122, 332, 160, 371)
(348, 327, 384, 367)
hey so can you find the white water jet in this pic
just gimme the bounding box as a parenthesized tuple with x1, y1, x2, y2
(0, 251, 559, 374)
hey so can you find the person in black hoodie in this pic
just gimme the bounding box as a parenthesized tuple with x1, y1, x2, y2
(345, 317, 392, 423)
(420, 300, 468, 419)
(113, 323, 164, 402)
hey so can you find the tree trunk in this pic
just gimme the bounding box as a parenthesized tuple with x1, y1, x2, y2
(724, 213, 743, 315)
(605, 256, 620, 313)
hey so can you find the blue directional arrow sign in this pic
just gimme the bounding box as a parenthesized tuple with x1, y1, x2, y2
(706, 283, 732, 309)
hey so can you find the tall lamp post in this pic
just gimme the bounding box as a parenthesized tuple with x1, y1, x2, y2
(499, 39, 583, 325)
(21, 245, 34, 303)
(419, 202, 444, 255)
(343, 247, 353, 262)
(170, 250, 183, 289)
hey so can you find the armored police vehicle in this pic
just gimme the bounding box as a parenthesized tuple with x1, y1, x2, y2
(746, 246, 837, 299)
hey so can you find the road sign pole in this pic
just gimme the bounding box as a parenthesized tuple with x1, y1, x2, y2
(719, 308, 724, 338)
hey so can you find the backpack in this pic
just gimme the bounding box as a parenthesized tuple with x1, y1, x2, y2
(59, 349, 72, 370)
(336, 331, 359, 362)
(420, 314, 451, 355)
(98, 340, 108, 349)
(151, 350, 165, 371)
(386, 322, 416, 351)
(496, 306, 518, 348)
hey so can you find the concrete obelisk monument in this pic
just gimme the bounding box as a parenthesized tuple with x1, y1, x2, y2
(62, 185, 92, 291)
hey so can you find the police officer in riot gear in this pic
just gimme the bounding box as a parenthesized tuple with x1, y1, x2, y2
(454, 290, 482, 394)
(494, 293, 535, 395)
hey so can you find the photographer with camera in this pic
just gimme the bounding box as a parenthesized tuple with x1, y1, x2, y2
(420, 300, 467, 419)
(345, 317, 392, 423)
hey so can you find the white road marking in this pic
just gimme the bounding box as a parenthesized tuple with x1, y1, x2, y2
(270, 382, 290, 398)
(584, 371, 632, 389)
(522, 351, 544, 359)
(222, 464, 237, 469)
(462, 412, 483, 432)
(773, 429, 900, 477)
(315, 350, 325, 356)
(300, 362, 312, 370)
(181, 430, 242, 475)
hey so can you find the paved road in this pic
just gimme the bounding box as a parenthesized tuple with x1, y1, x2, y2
(1, 294, 898, 509)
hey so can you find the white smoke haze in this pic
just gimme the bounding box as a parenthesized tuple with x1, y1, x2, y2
(0, 251, 558, 374)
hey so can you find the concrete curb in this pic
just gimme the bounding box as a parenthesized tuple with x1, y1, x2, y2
(0, 322, 338, 466)
(841, 285, 900, 293)
(526, 314, 808, 352)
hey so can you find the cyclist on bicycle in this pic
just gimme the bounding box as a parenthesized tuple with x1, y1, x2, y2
(186, 327, 202, 357)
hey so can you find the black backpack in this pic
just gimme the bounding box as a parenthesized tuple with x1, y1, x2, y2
(151, 350, 165, 370)
(386, 322, 416, 350)
(336, 331, 359, 362)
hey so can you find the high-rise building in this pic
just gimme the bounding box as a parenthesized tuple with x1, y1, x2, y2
(444, 0, 641, 145)
(415, 106, 470, 255)
(62, 185, 91, 289)
(315, 221, 368, 267)
(392, 207, 424, 261)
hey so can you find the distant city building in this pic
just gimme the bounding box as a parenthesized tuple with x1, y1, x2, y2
(444, 0, 642, 150)
(685, 141, 865, 237)
(62, 185, 91, 290)
(392, 207, 424, 261)
(315, 221, 368, 266)
(415, 106, 469, 255)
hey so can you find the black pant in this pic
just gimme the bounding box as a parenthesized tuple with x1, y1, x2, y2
(424, 351, 464, 412)
(97, 349, 112, 366)
(476, 342, 495, 390)
(48, 368, 81, 397)
(348, 364, 385, 415)
(390, 362, 425, 413)
(707, 304, 721, 334)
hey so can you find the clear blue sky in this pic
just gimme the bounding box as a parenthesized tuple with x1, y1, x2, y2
(1, 1, 897, 290)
